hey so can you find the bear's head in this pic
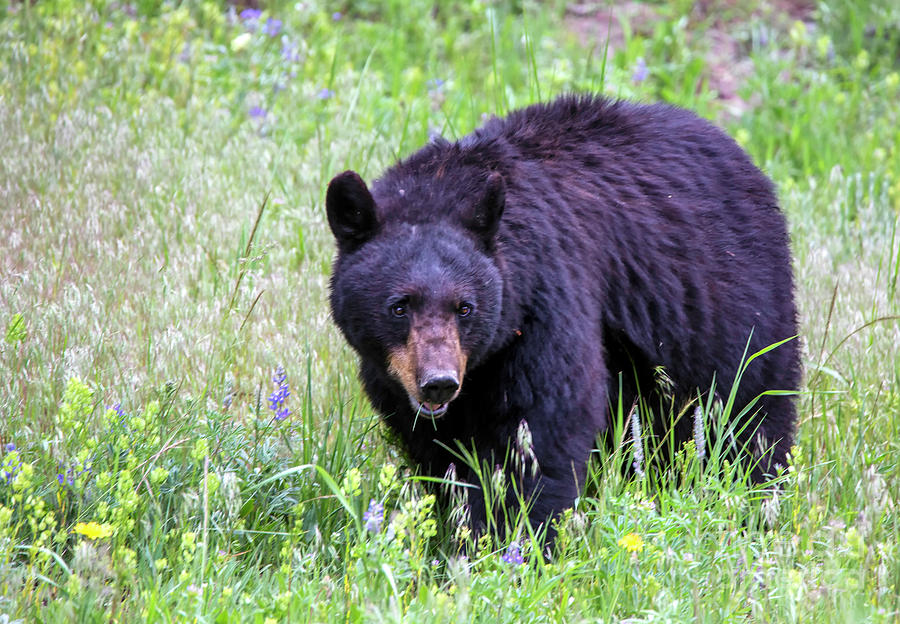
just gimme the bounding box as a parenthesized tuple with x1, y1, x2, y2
(326, 169, 506, 418)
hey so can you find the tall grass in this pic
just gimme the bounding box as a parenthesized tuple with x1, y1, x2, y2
(1, 0, 898, 621)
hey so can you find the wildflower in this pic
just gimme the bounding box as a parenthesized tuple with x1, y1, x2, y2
(618, 532, 644, 553)
(789, 20, 809, 48)
(378, 463, 398, 492)
(342, 467, 362, 497)
(1, 447, 21, 484)
(239, 8, 262, 30)
(363, 499, 384, 533)
(57, 458, 90, 488)
(268, 365, 290, 420)
(249, 105, 267, 120)
(332, 12, 342, 21)
(281, 38, 300, 63)
(73, 521, 113, 540)
(501, 541, 524, 565)
(845, 526, 866, 558)
(60, 378, 93, 426)
(816, 35, 835, 62)
(632, 57, 648, 83)
(191, 438, 209, 462)
(317, 88, 334, 100)
(426, 77, 445, 93)
(262, 18, 282, 38)
(150, 466, 169, 487)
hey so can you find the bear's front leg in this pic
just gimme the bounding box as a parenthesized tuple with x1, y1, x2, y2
(456, 336, 608, 543)
(452, 408, 599, 545)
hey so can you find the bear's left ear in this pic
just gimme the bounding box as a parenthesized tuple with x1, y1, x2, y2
(464, 172, 506, 244)
(326, 170, 379, 252)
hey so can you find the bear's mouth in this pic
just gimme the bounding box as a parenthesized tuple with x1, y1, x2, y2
(409, 398, 450, 418)
(387, 321, 467, 422)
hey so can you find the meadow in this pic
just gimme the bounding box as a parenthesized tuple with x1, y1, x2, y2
(1, 0, 899, 621)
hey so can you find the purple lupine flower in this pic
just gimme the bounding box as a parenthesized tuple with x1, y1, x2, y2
(2, 448, 21, 484)
(268, 365, 290, 421)
(363, 499, 384, 533)
(56, 459, 91, 487)
(317, 88, 334, 100)
(281, 38, 300, 63)
(501, 541, 524, 565)
(632, 57, 648, 83)
(262, 18, 282, 38)
(57, 463, 74, 486)
(239, 8, 262, 30)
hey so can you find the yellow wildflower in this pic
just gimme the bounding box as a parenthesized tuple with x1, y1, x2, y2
(73, 521, 113, 540)
(618, 532, 644, 553)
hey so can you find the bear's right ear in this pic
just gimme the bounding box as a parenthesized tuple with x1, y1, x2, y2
(326, 170, 379, 252)
(464, 172, 506, 245)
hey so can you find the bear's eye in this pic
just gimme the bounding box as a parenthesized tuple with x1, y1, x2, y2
(390, 303, 408, 318)
(457, 302, 473, 318)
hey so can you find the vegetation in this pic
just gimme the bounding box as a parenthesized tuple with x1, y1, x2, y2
(1, 0, 898, 621)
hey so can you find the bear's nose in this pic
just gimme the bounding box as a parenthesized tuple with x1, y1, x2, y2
(420, 374, 460, 404)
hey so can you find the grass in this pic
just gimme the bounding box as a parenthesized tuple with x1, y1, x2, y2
(1, 0, 899, 621)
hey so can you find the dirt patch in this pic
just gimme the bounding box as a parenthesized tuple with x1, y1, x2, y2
(563, 0, 817, 116)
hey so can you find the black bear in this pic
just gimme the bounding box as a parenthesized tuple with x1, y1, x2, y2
(326, 94, 801, 535)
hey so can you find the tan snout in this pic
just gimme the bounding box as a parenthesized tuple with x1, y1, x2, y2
(388, 316, 467, 417)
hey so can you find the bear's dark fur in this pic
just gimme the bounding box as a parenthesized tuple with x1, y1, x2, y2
(326, 94, 801, 535)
